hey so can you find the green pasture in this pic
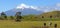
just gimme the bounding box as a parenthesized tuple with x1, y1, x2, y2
(0, 20, 60, 28)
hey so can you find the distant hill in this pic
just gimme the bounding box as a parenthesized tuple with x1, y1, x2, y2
(22, 11, 60, 21)
(37, 11, 60, 19)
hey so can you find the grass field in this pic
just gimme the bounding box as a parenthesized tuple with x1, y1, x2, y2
(0, 20, 60, 28)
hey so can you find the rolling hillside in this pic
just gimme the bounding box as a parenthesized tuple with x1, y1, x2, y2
(21, 11, 60, 21)
(37, 11, 60, 19)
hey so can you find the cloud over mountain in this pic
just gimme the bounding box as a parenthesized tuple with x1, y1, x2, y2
(16, 3, 40, 11)
(16, 3, 60, 13)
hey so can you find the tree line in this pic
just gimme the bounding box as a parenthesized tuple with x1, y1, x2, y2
(0, 12, 22, 22)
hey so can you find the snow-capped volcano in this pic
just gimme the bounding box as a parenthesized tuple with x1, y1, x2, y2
(5, 3, 43, 16)
(4, 3, 60, 16)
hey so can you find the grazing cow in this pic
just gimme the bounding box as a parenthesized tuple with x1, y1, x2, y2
(54, 24, 57, 28)
(49, 22, 52, 26)
(44, 23, 46, 26)
(42, 23, 49, 28)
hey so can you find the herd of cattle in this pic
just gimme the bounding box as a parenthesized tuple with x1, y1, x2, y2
(32, 22, 57, 28)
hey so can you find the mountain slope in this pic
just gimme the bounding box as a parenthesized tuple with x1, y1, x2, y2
(5, 8, 43, 16)
(4, 4, 44, 16)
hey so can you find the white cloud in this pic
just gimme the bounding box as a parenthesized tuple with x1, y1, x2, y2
(43, 3, 60, 12)
(42, 7, 59, 12)
(42, 3, 60, 12)
(56, 3, 60, 7)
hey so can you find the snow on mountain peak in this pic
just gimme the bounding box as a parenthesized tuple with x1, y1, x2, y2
(16, 3, 29, 9)
(16, 3, 39, 10)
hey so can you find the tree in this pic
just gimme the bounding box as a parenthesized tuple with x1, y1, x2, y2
(10, 16, 14, 20)
(1, 12, 7, 20)
(15, 12, 22, 22)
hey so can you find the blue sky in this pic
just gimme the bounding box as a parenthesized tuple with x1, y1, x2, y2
(0, 0, 60, 12)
